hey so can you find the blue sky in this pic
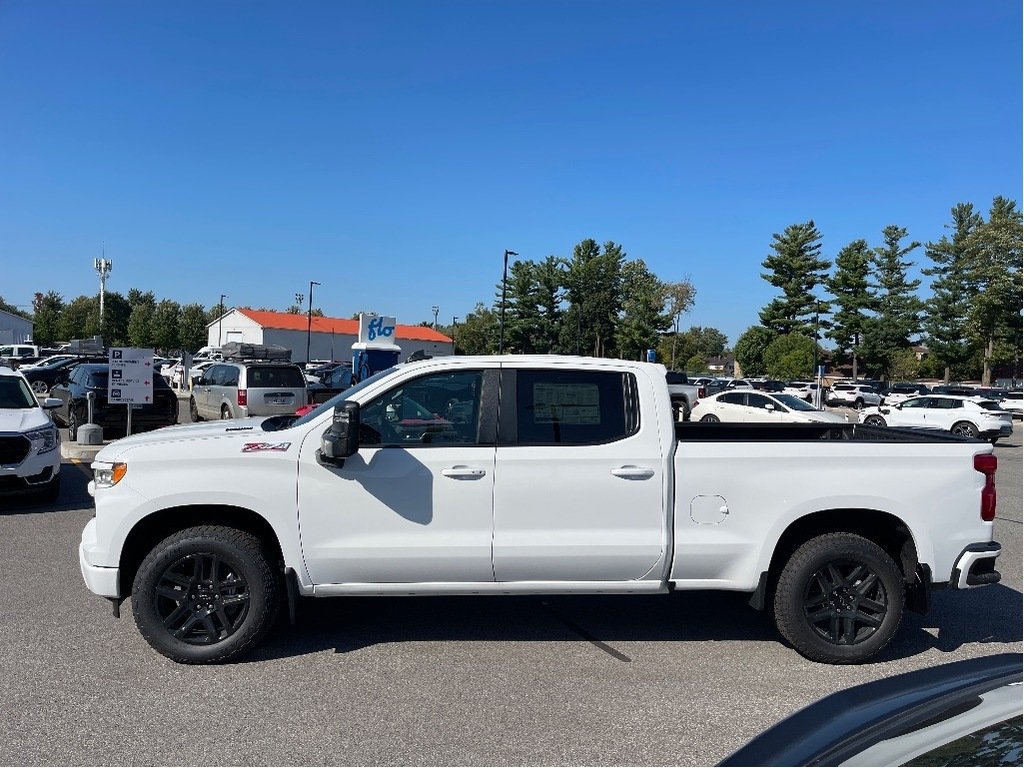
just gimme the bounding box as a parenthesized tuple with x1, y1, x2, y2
(1, 1, 1020, 347)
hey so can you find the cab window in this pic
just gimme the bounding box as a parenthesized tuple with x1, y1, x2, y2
(515, 370, 636, 445)
(360, 370, 483, 446)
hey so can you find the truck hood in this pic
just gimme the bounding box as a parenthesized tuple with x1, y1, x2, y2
(93, 417, 286, 462)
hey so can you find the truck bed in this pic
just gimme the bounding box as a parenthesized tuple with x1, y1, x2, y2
(677, 422, 973, 442)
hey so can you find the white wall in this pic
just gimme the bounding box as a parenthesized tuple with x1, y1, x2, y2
(0, 311, 34, 344)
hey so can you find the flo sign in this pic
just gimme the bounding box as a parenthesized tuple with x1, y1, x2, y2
(357, 314, 396, 345)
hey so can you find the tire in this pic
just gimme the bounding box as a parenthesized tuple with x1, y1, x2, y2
(854, 398, 865, 410)
(31, 379, 49, 395)
(773, 532, 904, 664)
(67, 403, 81, 442)
(990, 437, 999, 445)
(220, 405, 232, 420)
(863, 415, 886, 427)
(189, 397, 202, 422)
(950, 421, 979, 439)
(131, 526, 281, 664)
(699, 413, 721, 423)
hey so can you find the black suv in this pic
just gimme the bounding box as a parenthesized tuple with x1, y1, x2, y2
(50, 363, 179, 439)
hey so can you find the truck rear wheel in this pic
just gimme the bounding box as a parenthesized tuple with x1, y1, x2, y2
(131, 526, 280, 664)
(773, 533, 903, 664)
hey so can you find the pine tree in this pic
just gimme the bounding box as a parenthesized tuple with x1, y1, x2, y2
(923, 204, 982, 382)
(861, 226, 924, 378)
(966, 196, 1023, 385)
(758, 221, 830, 336)
(825, 239, 874, 380)
(616, 259, 671, 361)
(560, 239, 624, 357)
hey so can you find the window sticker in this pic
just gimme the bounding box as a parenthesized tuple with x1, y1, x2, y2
(532, 383, 601, 424)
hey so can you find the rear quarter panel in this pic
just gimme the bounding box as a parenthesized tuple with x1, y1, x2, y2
(671, 440, 993, 590)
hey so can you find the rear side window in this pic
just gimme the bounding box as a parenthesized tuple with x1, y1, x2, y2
(719, 392, 746, 406)
(516, 370, 635, 445)
(247, 366, 305, 388)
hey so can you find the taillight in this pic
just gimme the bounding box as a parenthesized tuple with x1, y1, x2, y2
(237, 389, 247, 406)
(974, 453, 997, 522)
(698, 386, 707, 398)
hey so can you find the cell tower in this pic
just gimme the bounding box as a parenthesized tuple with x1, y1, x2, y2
(94, 254, 113, 329)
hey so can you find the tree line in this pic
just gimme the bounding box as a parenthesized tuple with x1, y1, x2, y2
(735, 196, 1022, 385)
(11, 290, 222, 353)
(434, 238, 722, 368)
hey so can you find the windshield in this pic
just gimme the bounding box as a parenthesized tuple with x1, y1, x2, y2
(289, 366, 400, 428)
(773, 393, 817, 411)
(0, 376, 38, 409)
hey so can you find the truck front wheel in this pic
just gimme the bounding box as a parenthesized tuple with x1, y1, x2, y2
(131, 526, 280, 664)
(773, 533, 904, 664)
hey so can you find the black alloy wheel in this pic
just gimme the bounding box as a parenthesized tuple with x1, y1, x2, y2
(801, 559, 888, 646)
(700, 413, 721, 423)
(864, 415, 886, 427)
(154, 553, 250, 645)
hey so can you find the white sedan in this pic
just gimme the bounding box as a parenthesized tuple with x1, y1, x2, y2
(860, 395, 1013, 443)
(690, 390, 847, 424)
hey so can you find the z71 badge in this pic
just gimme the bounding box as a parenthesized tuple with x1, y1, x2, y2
(241, 442, 292, 453)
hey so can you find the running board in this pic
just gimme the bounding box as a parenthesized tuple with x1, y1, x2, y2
(313, 580, 669, 597)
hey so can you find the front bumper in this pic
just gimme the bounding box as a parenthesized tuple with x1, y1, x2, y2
(79, 518, 120, 598)
(949, 542, 1001, 590)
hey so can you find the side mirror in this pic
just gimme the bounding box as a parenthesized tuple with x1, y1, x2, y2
(765, 403, 775, 411)
(894, 403, 903, 410)
(319, 401, 360, 466)
(41, 398, 62, 410)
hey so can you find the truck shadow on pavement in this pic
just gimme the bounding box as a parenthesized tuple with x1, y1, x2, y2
(247, 584, 1022, 664)
(0, 461, 92, 516)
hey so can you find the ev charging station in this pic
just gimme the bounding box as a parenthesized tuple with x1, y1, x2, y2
(352, 313, 401, 380)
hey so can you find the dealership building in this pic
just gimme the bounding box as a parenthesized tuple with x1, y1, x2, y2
(206, 308, 454, 363)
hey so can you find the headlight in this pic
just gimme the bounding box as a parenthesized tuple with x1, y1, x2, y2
(93, 462, 127, 488)
(26, 425, 58, 455)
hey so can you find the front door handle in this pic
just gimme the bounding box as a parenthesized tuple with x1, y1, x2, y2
(441, 466, 486, 479)
(610, 465, 655, 479)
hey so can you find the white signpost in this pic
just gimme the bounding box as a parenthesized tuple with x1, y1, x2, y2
(108, 347, 155, 436)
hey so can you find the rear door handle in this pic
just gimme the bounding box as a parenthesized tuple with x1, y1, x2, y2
(441, 466, 486, 479)
(610, 465, 655, 479)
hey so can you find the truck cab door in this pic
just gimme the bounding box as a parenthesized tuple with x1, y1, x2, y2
(491, 366, 666, 582)
(297, 367, 498, 585)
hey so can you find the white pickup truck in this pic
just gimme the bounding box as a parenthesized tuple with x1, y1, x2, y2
(79, 356, 1003, 665)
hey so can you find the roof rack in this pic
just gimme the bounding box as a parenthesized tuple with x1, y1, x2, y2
(220, 342, 292, 362)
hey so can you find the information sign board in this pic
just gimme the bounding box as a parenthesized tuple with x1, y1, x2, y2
(108, 347, 155, 405)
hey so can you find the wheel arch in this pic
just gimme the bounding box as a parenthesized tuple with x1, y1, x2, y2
(119, 505, 285, 597)
(757, 508, 919, 609)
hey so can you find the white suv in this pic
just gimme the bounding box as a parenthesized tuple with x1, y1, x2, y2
(827, 382, 882, 409)
(0, 363, 62, 501)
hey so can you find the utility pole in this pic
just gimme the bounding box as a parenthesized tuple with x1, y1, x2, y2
(306, 280, 320, 364)
(218, 294, 227, 347)
(498, 249, 517, 355)
(432, 305, 439, 329)
(451, 316, 458, 355)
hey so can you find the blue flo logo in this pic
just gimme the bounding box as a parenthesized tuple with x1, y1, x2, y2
(368, 317, 394, 341)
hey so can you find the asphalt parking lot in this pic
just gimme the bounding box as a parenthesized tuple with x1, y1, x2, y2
(1, 404, 1020, 765)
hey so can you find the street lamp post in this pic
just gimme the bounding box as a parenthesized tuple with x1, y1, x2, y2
(432, 305, 439, 329)
(306, 281, 320, 365)
(218, 294, 228, 347)
(451, 316, 458, 355)
(498, 249, 517, 355)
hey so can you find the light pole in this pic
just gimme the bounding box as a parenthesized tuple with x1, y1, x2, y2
(218, 294, 228, 347)
(432, 305, 439, 329)
(451, 316, 458, 355)
(306, 280, 320, 364)
(498, 249, 517, 355)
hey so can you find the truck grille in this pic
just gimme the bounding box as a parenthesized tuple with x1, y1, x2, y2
(0, 435, 31, 466)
